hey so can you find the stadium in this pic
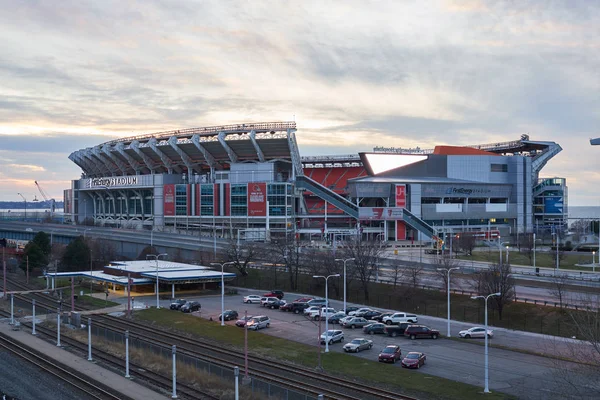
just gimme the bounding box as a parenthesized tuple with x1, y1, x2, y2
(65, 121, 567, 244)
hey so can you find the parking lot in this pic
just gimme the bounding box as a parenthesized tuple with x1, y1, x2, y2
(135, 288, 583, 400)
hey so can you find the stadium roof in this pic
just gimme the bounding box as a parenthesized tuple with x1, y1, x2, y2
(69, 122, 300, 178)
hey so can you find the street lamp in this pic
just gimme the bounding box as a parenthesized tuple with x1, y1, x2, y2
(334, 258, 354, 314)
(147, 253, 168, 309)
(312, 274, 340, 353)
(437, 267, 460, 337)
(17, 193, 27, 221)
(593, 251, 596, 265)
(500, 241, 510, 265)
(505, 245, 509, 264)
(533, 234, 542, 269)
(470, 292, 501, 393)
(211, 261, 236, 326)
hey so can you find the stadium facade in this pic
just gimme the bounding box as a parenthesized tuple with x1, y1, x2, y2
(65, 121, 567, 243)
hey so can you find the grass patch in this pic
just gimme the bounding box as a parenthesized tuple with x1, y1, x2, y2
(457, 249, 594, 270)
(135, 308, 512, 400)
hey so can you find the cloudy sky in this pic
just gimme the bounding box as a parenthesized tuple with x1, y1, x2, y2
(0, 0, 598, 205)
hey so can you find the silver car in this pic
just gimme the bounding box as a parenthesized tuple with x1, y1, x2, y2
(320, 329, 344, 345)
(341, 317, 369, 329)
(246, 315, 270, 330)
(343, 338, 373, 353)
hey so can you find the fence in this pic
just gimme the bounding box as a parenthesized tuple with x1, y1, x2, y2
(89, 323, 318, 400)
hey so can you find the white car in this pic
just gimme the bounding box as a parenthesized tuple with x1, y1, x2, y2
(348, 307, 371, 316)
(303, 305, 324, 315)
(458, 327, 494, 339)
(243, 295, 262, 304)
(339, 315, 354, 325)
(320, 329, 344, 345)
(308, 307, 337, 320)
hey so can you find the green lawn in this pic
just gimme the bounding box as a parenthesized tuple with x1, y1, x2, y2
(135, 308, 511, 400)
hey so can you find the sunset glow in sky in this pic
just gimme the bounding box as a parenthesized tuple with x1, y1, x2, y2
(0, 1, 598, 204)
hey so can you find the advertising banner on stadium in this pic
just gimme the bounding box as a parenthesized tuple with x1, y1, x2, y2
(395, 184, 406, 208)
(164, 184, 175, 216)
(247, 182, 267, 216)
(359, 207, 403, 221)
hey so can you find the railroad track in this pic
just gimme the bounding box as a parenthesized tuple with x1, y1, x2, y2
(0, 310, 219, 400)
(0, 329, 131, 400)
(5, 277, 419, 400)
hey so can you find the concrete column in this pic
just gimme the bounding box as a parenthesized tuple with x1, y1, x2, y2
(172, 283, 175, 298)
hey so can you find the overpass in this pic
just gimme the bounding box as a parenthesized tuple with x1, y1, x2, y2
(0, 221, 230, 260)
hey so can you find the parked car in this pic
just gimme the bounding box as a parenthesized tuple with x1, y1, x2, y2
(170, 299, 187, 310)
(363, 322, 386, 335)
(360, 310, 383, 320)
(327, 311, 347, 324)
(339, 315, 354, 325)
(378, 345, 402, 363)
(243, 295, 262, 304)
(401, 352, 426, 369)
(269, 299, 286, 309)
(348, 307, 371, 316)
(373, 312, 394, 322)
(219, 310, 239, 321)
(308, 307, 337, 321)
(404, 325, 439, 340)
(261, 297, 281, 308)
(246, 315, 270, 330)
(341, 317, 370, 329)
(293, 297, 313, 303)
(384, 322, 410, 337)
(382, 312, 418, 325)
(306, 298, 328, 307)
(458, 327, 494, 339)
(287, 302, 309, 314)
(344, 306, 360, 315)
(343, 338, 373, 353)
(303, 305, 324, 316)
(263, 290, 284, 299)
(235, 315, 253, 327)
(181, 301, 201, 313)
(320, 329, 344, 345)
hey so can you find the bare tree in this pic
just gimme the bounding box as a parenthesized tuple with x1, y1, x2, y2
(89, 238, 117, 269)
(435, 255, 461, 292)
(225, 236, 264, 277)
(405, 263, 424, 288)
(548, 273, 571, 309)
(389, 261, 405, 288)
(519, 233, 535, 264)
(339, 239, 382, 301)
(471, 262, 515, 320)
(267, 232, 305, 290)
(306, 249, 345, 297)
(457, 233, 477, 256)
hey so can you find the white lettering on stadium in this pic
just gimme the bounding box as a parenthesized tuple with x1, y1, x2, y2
(90, 177, 138, 187)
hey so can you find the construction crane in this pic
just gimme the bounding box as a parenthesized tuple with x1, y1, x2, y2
(34, 180, 56, 217)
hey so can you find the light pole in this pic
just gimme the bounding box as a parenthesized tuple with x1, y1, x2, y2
(334, 258, 354, 314)
(533, 233, 542, 269)
(505, 245, 509, 264)
(471, 292, 501, 393)
(437, 267, 460, 337)
(211, 261, 236, 326)
(147, 253, 168, 309)
(312, 273, 340, 353)
(500, 241, 510, 265)
(17, 193, 27, 221)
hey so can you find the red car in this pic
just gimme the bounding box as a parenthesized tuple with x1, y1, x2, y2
(378, 345, 401, 363)
(263, 290, 284, 299)
(293, 296, 313, 303)
(235, 316, 253, 327)
(401, 352, 426, 369)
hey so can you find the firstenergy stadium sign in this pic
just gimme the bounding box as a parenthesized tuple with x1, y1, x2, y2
(87, 176, 139, 188)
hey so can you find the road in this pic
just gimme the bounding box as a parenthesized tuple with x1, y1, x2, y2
(126, 288, 598, 400)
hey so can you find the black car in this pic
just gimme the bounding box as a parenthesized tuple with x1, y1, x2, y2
(181, 301, 201, 313)
(345, 306, 360, 315)
(269, 299, 286, 309)
(289, 302, 309, 314)
(384, 322, 410, 337)
(170, 299, 187, 310)
(363, 322, 386, 335)
(219, 310, 239, 321)
(361, 310, 383, 320)
(373, 312, 394, 322)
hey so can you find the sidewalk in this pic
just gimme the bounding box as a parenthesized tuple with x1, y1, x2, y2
(0, 321, 167, 400)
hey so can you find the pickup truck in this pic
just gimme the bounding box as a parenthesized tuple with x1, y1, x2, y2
(382, 312, 418, 325)
(384, 322, 411, 337)
(308, 307, 337, 321)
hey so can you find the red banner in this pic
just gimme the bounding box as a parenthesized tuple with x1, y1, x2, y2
(395, 184, 406, 208)
(247, 182, 267, 216)
(164, 184, 175, 216)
